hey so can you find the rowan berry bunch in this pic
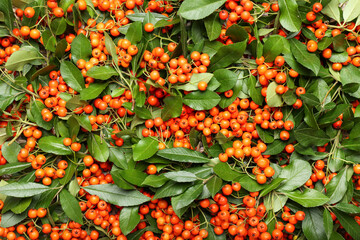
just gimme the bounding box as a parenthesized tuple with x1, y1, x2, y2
(1, 0, 360, 239)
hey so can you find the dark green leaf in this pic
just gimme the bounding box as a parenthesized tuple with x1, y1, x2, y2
(226, 24, 249, 43)
(86, 66, 119, 80)
(133, 137, 158, 161)
(326, 167, 348, 204)
(204, 13, 221, 41)
(259, 178, 285, 197)
(263, 35, 286, 62)
(171, 184, 203, 216)
(80, 82, 108, 100)
(277, 160, 312, 192)
(161, 96, 183, 121)
(278, 0, 302, 32)
(334, 203, 360, 214)
(83, 184, 150, 206)
(0, 162, 31, 176)
(303, 208, 328, 240)
(164, 171, 198, 182)
(120, 206, 141, 235)
(142, 174, 168, 188)
(289, 38, 321, 75)
(236, 174, 265, 192)
(0, 0, 14, 30)
(1, 141, 21, 164)
(104, 32, 118, 63)
(323, 209, 333, 239)
(213, 162, 239, 181)
(284, 188, 329, 207)
(263, 140, 286, 155)
(294, 128, 330, 147)
(30, 100, 53, 130)
(206, 176, 222, 197)
(125, 21, 143, 44)
(208, 41, 247, 72)
(157, 148, 209, 163)
(332, 208, 360, 240)
(38, 136, 72, 155)
(183, 90, 221, 111)
(60, 61, 85, 92)
(178, 0, 226, 20)
(0, 211, 26, 228)
(0, 182, 49, 197)
(60, 189, 83, 224)
(88, 134, 109, 162)
(214, 69, 238, 92)
(153, 181, 192, 199)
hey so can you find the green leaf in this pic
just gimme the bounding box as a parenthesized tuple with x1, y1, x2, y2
(125, 21, 143, 44)
(164, 171, 198, 182)
(263, 140, 286, 155)
(259, 178, 285, 197)
(0, 0, 14, 30)
(340, 64, 360, 86)
(332, 208, 360, 240)
(104, 32, 118, 63)
(322, 0, 341, 23)
(11, 197, 32, 214)
(236, 174, 265, 192)
(0, 182, 49, 197)
(289, 38, 321, 75)
(303, 208, 328, 240)
(329, 51, 348, 63)
(86, 66, 119, 80)
(178, 0, 226, 20)
(278, 0, 302, 32)
(171, 184, 203, 216)
(294, 128, 330, 147)
(0, 211, 26, 228)
(183, 90, 220, 111)
(277, 160, 312, 192)
(74, 114, 92, 132)
(35, 180, 60, 209)
(59, 160, 76, 185)
(206, 176, 222, 197)
(177, 73, 214, 91)
(0, 162, 31, 176)
(87, 134, 109, 162)
(38, 136, 72, 155)
(157, 148, 209, 163)
(204, 13, 221, 41)
(142, 174, 168, 188)
(248, 74, 264, 105)
(323, 209, 333, 240)
(334, 203, 360, 214)
(5, 47, 43, 71)
(118, 169, 147, 186)
(263, 35, 286, 62)
(303, 104, 319, 129)
(30, 100, 53, 130)
(266, 82, 283, 107)
(83, 184, 150, 206)
(225, 24, 249, 43)
(208, 41, 247, 72)
(161, 96, 183, 121)
(60, 61, 85, 92)
(284, 188, 330, 207)
(133, 137, 158, 161)
(60, 189, 83, 224)
(328, 147, 345, 172)
(213, 162, 239, 181)
(343, 0, 360, 23)
(256, 125, 274, 144)
(80, 82, 108, 100)
(214, 69, 238, 92)
(50, 17, 67, 35)
(1, 141, 21, 164)
(301, 93, 320, 106)
(326, 167, 348, 204)
(120, 206, 141, 235)
(153, 181, 192, 199)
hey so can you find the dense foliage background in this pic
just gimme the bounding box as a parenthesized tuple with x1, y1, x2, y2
(1, 0, 360, 239)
